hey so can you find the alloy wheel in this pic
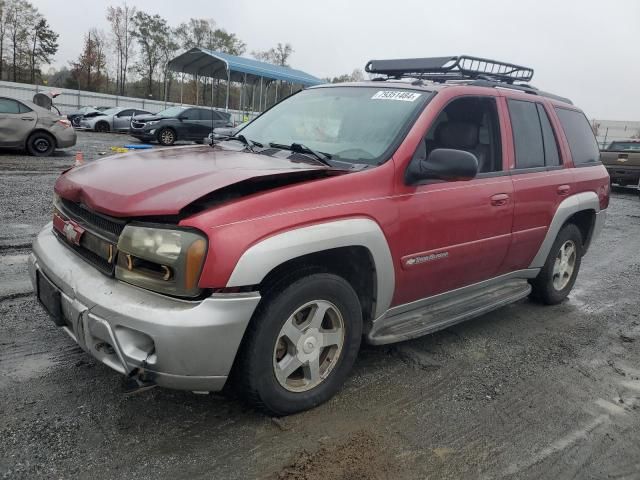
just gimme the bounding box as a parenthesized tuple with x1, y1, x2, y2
(273, 300, 345, 392)
(552, 240, 577, 290)
(160, 129, 175, 145)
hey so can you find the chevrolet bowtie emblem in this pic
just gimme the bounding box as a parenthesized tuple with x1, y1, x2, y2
(62, 221, 84, 245)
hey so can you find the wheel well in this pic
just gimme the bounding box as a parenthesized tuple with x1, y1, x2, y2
(27, 129, 56, 148)
(565, 209, 596, 253)
(259, 246, 377, 328)
(95, 120, 110, 131)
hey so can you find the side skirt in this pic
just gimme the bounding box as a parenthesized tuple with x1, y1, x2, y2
(367, 269, 539, 345)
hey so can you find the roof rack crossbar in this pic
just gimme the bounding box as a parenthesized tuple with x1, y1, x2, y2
(365, 55, 534, 84)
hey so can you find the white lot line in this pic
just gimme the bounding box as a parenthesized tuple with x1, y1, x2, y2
(496, 375, 640, 479)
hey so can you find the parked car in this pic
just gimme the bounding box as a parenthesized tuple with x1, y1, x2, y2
(211, 120, 249, 139)
(129, 106, 232, 146)
(31, 56, 609, 415)
(0, 96, 76, 156)
(67, 106, 102, 127)
(601, 140, 640, 188)
(78, 107, 151, 133)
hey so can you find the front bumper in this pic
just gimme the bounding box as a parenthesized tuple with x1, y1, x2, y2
(30, 225, 261, 391)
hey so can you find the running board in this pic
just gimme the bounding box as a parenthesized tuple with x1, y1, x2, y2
(367, 279, 532, 345)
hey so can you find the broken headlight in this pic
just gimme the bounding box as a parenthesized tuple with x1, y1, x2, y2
(116, 225, 207, 298)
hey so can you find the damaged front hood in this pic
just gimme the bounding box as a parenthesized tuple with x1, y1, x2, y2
(55, 145, 332, 217)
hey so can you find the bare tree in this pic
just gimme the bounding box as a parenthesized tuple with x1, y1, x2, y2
(107, 2, 136, 95)
(6, 0, 36, 82)
(252, 43, 294, 67)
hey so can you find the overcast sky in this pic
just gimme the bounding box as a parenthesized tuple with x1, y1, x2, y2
(35, 0, 640, 120)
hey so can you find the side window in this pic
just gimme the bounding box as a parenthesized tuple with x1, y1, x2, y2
(18, 102, 32, 113)
(423, 96, 502, 173)
(136, 110, 150, 116)
(554, 108, 600, 165)
(181, 109, 199, 120)
(507, 99, 544, 169)
(536, 104, 561, 166)
(0, 98, 21, 114)
(199, 109, 214, 121)
(116, 109, 134, 117)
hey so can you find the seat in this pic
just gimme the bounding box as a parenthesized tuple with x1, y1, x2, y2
(434, 122, 491, 173)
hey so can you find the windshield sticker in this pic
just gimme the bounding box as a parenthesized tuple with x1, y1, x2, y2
(371, 91, 422, 102)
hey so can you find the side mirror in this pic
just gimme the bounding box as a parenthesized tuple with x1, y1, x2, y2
(407, 146, 478, 183)
(177, 115, 187, 121)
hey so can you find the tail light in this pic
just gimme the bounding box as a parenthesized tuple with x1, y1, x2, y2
(598, 182, 610, 210)
(57, 119, 72, 128)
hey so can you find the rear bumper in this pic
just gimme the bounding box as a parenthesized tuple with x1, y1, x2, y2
(605, 165, 640, 183)
(30, 225, 261, 391)
(55, 130, 77, 148)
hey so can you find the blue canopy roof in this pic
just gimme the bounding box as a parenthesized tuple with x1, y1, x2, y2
(167, 48, 323, 86)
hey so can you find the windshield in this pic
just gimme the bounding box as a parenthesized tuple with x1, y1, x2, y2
(156, 106, 186, 117)
(238, 87, 429, 165)
(101, 108, 120, 115)
(607, 141, 640, 151)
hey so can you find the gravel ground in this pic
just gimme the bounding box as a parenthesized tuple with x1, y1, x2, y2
(1, 133, 640, 479)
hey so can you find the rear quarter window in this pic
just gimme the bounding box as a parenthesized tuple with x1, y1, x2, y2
(554, 108, 600, 165)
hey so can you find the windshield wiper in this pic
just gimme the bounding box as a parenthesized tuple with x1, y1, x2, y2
(269, 142, 332, 167)
(226, 134, 262, 151)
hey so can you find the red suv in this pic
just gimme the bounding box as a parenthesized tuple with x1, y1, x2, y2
(30, 56, 609, 415)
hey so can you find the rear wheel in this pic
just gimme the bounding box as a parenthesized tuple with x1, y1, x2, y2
(95, 121, 110, 133)
(234, 273, 362, 416)
(26, 132, 55, 157)
(157, 128, 176, 146)
(530, 223, 583, 305)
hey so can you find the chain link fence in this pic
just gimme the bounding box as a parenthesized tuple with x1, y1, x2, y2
(0, 79, 252, 124)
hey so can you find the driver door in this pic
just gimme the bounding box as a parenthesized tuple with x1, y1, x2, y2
(391, 94, 514, 306)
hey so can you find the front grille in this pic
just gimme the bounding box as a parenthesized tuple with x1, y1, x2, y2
(53, 229, 114, 275)
(131, 121, 145, 129)
(55, 199, 126, 276)
(60, 199, 126, 241)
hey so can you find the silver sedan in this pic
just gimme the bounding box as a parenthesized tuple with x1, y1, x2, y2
(79, 107, 151, 133)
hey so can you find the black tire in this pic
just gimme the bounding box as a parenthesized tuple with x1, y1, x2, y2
(157, 128, 176, 146)
(530, 223, 583, 305)
(26, 132, 55, 157)
(234, 273, 363, 416)
(95, 121, 110, 133)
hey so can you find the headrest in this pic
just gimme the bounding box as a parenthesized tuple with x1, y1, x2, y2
(435, 122, 479, 150)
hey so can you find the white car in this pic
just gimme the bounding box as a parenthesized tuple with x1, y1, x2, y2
(79, 107, 151, 133)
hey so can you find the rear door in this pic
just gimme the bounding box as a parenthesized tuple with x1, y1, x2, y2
(502, 98, 573, 271)
(0, 98, 36, 147)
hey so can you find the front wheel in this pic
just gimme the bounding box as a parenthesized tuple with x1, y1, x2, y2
(234, 273, 362, 416)
(95, 121, 110, 133)
(530, 223, 583, 305)
(157, 128, 176, 146)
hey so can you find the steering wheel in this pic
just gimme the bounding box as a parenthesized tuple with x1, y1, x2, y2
(333, 148, 375, 160)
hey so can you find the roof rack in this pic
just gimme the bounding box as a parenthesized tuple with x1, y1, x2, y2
(365, 55, 534, 84)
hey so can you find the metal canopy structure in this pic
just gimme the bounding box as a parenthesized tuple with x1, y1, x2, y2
(167, 47, 323, 114)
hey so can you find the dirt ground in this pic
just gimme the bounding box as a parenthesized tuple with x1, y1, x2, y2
(1, 131, 640, 479)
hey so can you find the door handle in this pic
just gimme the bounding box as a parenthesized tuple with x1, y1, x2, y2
(490, 193, 510, 206)
(21, 117, 34, 121)
(557, 185, 571, 196)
